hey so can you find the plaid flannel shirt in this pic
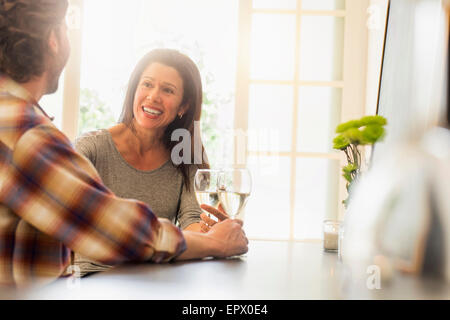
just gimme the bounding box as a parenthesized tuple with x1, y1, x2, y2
(0, 75, 186, 287)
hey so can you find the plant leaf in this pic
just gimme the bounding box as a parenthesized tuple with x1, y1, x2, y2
(343, 163, 358, 173)
(359, 115, 387, 126)
(343, 172, 353, 183)
(333, 134, 350, 150)
(343, 128, 363, 144)
(335, 120, 362, 133)
(361, 124, 385, 144)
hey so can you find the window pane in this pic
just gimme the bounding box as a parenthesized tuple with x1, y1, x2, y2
(297, 86, 342, 152)
(79, 0, 239, 167)
(252, 0, 297, 10)
(245, 156, 290, 239)
(79, 0, 142, 135)
(299, 16, 344, 81)
(294, 158, 340, 239)
(250, 13, 296, 81)
(301, 0, 345, 10)
(248, 84, 293, 152)
(40, 71, 64, 130)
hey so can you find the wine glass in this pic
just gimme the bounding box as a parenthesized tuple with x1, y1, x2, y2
(217, 168, 252, 220)
(194, 169, 221, 221)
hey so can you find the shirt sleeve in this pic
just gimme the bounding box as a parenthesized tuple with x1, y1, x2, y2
(177, 166, 202, 229)
(1, 124, 186, 266)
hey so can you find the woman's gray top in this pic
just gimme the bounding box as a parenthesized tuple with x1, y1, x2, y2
(74, 129, 201, 228)
(73, 129, 201, 275)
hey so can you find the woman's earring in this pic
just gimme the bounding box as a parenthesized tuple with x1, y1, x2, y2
(179, 113, 183, 119)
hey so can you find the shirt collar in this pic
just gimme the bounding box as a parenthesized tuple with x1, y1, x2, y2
(0, 74, 34, 102)
(0, 74, 54, 121)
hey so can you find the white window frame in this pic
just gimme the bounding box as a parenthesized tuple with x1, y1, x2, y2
(61, 0, 83, 142)
(234, 0, 370, 241)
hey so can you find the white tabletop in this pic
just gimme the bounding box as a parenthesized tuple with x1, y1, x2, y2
(6, 240, 449, 300)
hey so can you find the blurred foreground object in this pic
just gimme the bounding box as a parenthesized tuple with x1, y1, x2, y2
(340, 0, 450, 289)
(341, 125, 450, 283)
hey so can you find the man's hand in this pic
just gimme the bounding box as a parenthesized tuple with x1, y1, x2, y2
(177, 217, 248, 261)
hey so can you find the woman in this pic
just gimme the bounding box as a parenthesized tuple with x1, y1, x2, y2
(74, 49, 210, 274)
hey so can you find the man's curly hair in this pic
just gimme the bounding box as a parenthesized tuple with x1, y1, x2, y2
(0, 0, 68, 83)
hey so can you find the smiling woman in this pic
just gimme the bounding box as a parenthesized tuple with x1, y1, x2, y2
(73, 48, 210, 276)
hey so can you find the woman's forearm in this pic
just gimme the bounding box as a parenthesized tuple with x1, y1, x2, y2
(183, 222, 203, 232)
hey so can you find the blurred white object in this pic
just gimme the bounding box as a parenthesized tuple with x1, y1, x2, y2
(341, 126, 450, 283)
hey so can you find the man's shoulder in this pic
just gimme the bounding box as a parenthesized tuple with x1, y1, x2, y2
(0, 95, 46, 123)
(0, 96, 56, 146)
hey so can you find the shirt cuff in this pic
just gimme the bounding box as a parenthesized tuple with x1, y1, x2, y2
(150, 218, 187, 263)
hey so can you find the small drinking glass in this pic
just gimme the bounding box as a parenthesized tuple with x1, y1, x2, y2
(323, 220, 341, 252)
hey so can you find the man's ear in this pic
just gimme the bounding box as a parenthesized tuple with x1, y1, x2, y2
(48, 29, 59, 55)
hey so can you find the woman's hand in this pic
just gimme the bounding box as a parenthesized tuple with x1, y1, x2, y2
(199, 204, 229, 233)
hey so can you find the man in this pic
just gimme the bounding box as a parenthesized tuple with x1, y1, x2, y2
(0, 0, 247, 288)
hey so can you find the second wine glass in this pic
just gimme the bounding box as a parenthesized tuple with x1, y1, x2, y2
(217, 168, 252, 220)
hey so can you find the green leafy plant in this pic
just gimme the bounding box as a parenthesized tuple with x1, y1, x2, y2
(333, 115, 387, 208)
(78, 88, 116, 135)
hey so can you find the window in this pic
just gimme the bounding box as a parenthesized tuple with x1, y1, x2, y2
(235, 0, 368, 240)
(55, 0, 369, 241)
(39, 71, 65, 130)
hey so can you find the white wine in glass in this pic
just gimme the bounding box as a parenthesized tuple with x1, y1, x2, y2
(217, 191, 250, 219)
(195, 191, 220, 210)
(217, 168, 252, 220)
(194, 169, 221, 220)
